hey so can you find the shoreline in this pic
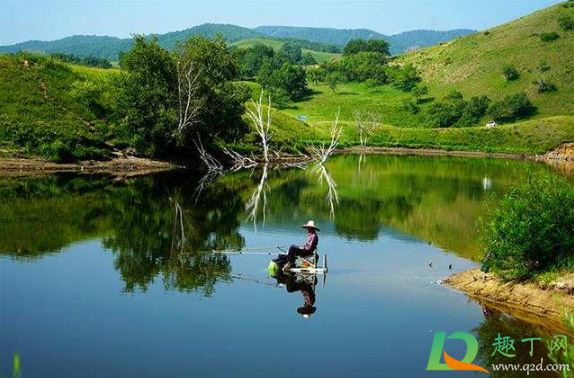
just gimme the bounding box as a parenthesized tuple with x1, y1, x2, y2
(444, 268, 574, 332)
(337, 146, 532, 159)
(1, 142, 572, 176)
(0, 156, 182, 177)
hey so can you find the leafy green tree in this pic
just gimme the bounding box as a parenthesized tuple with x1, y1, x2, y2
(237, 43, 275, 79)
(328, 73, 340, 93)
(343, 39, 390, 56)
(175, 35, 250, 145)
(301, 52, 318, 65)
(307, 67, 326, 85)
(339, 52, 388, 83)
(457, 95, 491, 126)
(388, 64, 421, 91)
(425, 92, 490, 127)
(488, 92, 536, 122)
(117, 35, 249, 158)
(257, 58, 307, 100)
(279, 42, 303, 63)
(481, 173, 574, 280)
(411, 84, 429, 103)
(117, 35, 177, 157)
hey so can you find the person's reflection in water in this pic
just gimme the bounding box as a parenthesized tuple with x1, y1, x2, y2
(275, 272, 317, 318)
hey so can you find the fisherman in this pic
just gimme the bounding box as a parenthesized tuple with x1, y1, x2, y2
(283, 220, 320, 271)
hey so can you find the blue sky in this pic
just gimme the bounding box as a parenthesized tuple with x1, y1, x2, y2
(0, 0, 563, 45)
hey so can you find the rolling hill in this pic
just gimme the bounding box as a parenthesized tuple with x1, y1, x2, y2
(0, 23, 475, 60)
(398, 1, 574, 116)
(230, 37, 340, 63)
(0, 24, 263, 61)
(254, 26, 476, 54)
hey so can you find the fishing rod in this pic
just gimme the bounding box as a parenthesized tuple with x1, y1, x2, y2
(230, 274, 285, 289)
(181, 245, 285, 256)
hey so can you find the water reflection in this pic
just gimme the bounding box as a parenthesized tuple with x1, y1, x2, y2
(2, 155, 571, 378)
(0, 155, 558, 288)
(246, 164, 269, 229)
(314, 163, 339, 219)
(473, 305, 568, 377)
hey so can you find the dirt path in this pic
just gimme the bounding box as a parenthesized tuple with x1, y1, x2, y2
(444, 268, 574, 333)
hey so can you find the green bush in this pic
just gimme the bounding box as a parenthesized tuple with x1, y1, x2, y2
(481, 173, 574, 280)
(539, 32, 560, 42)
(558, 16, 574, 31)
(502, 65, 520, 81)
(488, 92, 536, 122)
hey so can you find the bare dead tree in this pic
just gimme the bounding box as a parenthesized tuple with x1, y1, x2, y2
(193, 134, 223, 172)
(354, 111, 380, 150)
(246, 93, 272, 163)
(222, 147, 258, 171)
(308, 110, 343, 165)
(246, 164, 269, 230)
(173, 49, 202, 140)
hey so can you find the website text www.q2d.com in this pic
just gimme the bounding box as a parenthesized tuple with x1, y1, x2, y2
(426, 331, 571, 375)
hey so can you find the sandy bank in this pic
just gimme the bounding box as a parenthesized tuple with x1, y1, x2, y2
(444, 268, 574, 333)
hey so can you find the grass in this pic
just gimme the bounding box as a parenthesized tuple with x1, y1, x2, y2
(231, 37, 341, 63)
(0, 53, 120, 161)
(398, 1, 574, 117)
(269, 113, 574, 155)
(280, 82, 419, 127)
(243, 78, 574, 155)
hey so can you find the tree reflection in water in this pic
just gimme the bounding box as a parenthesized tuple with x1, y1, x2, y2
(245, 164, 268, 230)
(314, 163, 339, 219)
(0, 155, 557, 295)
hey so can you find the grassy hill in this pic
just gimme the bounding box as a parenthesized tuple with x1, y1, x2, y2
(0, 54, 119, 160)
(2, 2, 573, 163)
(231, 37, 341, 63)
(399, 1, 574, 117)
(254, 26, 476, 54)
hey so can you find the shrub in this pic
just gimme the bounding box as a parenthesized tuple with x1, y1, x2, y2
(502, 65, 520, 81)
(538, 59, 551, 72)
(488, 92, 536, 122)
(481, 173, 574, 280)
(401, 98, 420, 114)
(540, 32, 560, 42)
(533, 78, 557, 93)
(559, 16, 574, 31)
(388, 64, 421, 92)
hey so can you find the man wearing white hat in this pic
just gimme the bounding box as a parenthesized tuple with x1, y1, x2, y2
(283, 220, 320, 271)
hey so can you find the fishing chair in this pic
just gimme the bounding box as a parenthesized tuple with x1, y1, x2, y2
(297, 250, 319, 269)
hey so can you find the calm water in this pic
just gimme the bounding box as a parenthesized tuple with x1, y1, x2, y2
(0, 155, 567, 377)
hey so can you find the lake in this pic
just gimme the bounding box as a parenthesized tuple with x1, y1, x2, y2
(0, 155, 568, 377)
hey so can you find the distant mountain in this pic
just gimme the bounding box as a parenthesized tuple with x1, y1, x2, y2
(0, 24, 262, 60)
(254, 26, 477, 54)
(0, 23, 475, 60)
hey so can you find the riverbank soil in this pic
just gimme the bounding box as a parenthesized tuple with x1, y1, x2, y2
(0, 156, 180, 177)
(542, 142, 574, 162)
(445, 268, 574, 333)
